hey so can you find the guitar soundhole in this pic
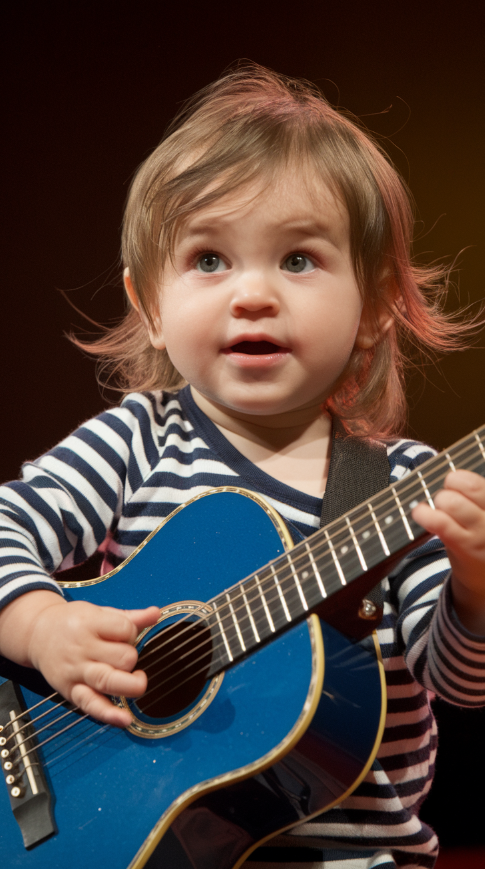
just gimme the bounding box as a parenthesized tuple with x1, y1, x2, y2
(136, 620, 213, 719)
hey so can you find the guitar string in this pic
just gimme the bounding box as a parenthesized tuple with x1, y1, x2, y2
(137, 434, 485, 672)
(8, 706, 85, 752)
(5, 437, 485, 737)
(43, 721, 112, 769)
(5, 439, 485, 772)
(0, 456, 455, 776)
(3, 434, 484, 762)
(140, 440, 485, 702)
(137, 445, 485, 710)
(2, 699, 112, 776)
(129, 437, 485, 700)
(5, 435, 485, 734)
(4, 711, 91, 767)
(2, 698, 78, 746)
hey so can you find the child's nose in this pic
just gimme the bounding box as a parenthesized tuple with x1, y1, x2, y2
(229, 273, 280, 317)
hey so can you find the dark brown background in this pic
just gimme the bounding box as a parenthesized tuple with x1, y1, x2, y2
(2, 0, 485, 848)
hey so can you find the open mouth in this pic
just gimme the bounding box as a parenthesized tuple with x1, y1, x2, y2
(230, 341, 284, 355)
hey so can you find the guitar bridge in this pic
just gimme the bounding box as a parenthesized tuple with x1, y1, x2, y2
(0, 680, 55, 848)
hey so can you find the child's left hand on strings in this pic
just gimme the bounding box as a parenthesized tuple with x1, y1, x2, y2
(412, 469, 485, 635)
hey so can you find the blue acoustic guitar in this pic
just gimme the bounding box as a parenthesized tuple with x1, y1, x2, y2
(1, 426, 484, 868)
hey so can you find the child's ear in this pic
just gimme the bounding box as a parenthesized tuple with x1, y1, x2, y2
(354, 306, 394, 350)
(123, 268, 166, 350)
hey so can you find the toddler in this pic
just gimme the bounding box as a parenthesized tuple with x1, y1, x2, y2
(1, 64, 485, 869)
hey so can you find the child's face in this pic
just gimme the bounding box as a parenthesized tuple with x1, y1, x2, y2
(141, 169, 374, 423)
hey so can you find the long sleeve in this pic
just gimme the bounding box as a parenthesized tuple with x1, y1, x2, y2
(381, 439, 485, 705)
(0, 395, 162, 609)
(425, 578, 485, 706)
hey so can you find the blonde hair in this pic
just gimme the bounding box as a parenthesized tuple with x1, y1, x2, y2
(75, 62, 475, 437)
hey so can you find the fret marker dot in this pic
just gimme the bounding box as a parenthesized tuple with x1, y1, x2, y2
(340, 545, 349, 554)
(385, 515, 393, 525)
(302, 571, 309, 579)
(362, 531, 371, 539)
(409, 500, 419, 509)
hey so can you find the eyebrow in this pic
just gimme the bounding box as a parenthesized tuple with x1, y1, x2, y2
(181, 219, 335, 240)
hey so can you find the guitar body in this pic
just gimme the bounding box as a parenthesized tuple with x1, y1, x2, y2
(0, 488, 386, 869)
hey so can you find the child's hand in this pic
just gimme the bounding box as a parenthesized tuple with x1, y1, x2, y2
(0, 590, 159, 727)
(412, 469, 485, 634)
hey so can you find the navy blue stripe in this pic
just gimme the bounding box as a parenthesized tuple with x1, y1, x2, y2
(378, 741, 436, 771)
(121, 399, 162, 466)
(0, 580, 64, 607)
(0, 485, 67, 570)
(38, 470, 108, 549)
(72, 427, 129, 482)
(386, 691, 429, 713)
(47, 447, 118, 512)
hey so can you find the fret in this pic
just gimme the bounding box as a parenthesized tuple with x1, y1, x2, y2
(212, 605, 234, 663)
(270, 564, 292, 622)
(450, 432, 484, 475)
(416, 470, 435, 508)
(475, 432, 485, 464)
(391, 487, 414, 541)
(226, 582, 264, 657)
(445, 452, 456, 472)
(367, 502, 390, 556)
(241, 585, 261, 643)
(347, 504, 388, 570)
(369, 486, 423, 556)
(239, 577, 270, 645)
(254, 574, 276, 633)
(257, 567, 292, 631)
(304, 541, 327, 599)
(272, 557, 308, 619)
(239, 576, 276, 643)
(323, 528, 346, 586)
(325, 517, 375, 589)
(225, 591, 246, 652)
(288, 556, 309, 611)
(345, 516, 367, 572)
(222, 588, 250, 655)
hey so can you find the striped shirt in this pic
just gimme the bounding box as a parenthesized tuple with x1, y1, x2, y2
(1, 387, 484, 869)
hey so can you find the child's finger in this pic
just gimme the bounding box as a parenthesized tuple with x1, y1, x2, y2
(70, 683, 135, 728)
(123, 606, 160, 632)
(443, 469, 485, 508)
(89, 638, 140, 672)
(433, 487, 485, 531)
(412, 495, 485, 573)
(93, 605, 159, 644)
(90, 608, 160, 671)
(411, 501, 461, 544)
(83, 659, 148, 700)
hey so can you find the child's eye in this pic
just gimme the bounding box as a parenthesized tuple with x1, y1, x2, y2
(282, 253, 314, 274)
(195, 253, 227, 273)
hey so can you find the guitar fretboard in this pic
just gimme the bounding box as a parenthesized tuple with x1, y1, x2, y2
(206, 426, 485, 676)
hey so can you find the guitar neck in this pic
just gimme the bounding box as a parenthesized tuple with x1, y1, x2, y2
(207, 425, 485, 675)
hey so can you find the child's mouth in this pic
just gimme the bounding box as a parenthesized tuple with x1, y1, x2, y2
(229, 341, 284, 355)
(224, 340, 290, 368)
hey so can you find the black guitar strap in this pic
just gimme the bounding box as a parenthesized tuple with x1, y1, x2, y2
(319, 417, 390, 613)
